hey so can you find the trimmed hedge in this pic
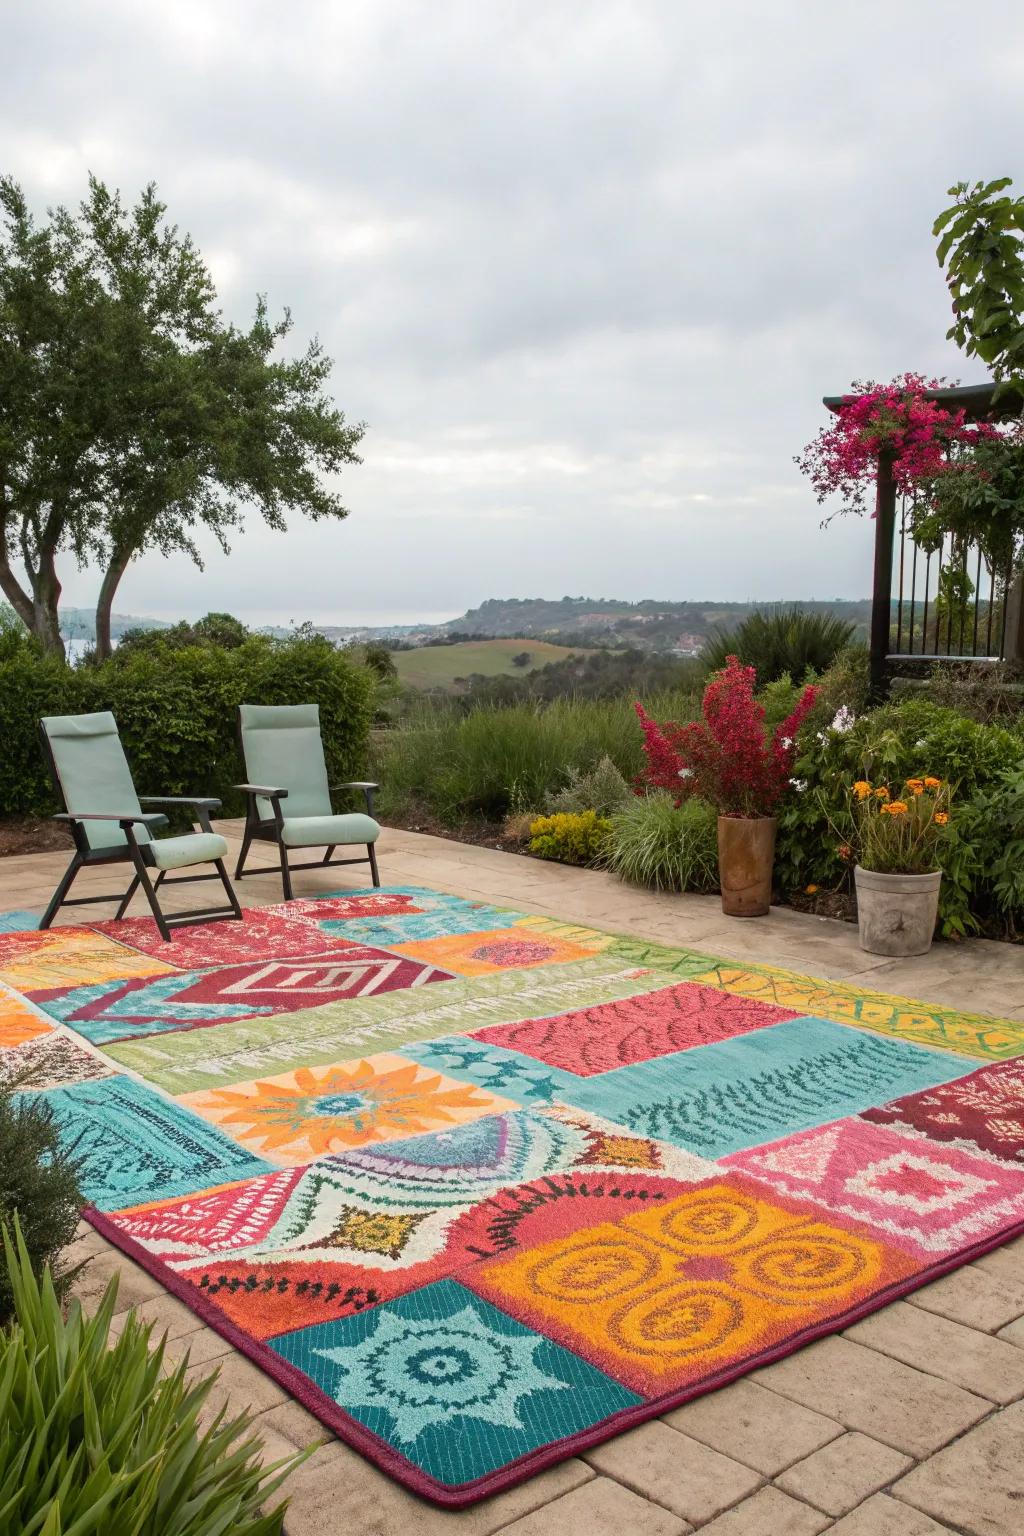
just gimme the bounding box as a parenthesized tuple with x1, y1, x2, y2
(0, 633, 376, 819)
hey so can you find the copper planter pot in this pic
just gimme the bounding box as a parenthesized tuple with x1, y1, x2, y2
(717, 815, 776, 917)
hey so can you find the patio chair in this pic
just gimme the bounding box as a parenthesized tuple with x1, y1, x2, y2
(234, 703, 381, 900)
(38, 711, 242, 940)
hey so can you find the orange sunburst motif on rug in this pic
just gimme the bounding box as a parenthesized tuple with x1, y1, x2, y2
(179, 1052, 517, 1164)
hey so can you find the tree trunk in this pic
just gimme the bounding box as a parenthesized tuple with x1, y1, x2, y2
(30, 548, 66, 660)
(94, 544, 135, 662)
(0, 543, 65, 660)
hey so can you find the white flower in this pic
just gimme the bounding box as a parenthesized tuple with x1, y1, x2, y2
(815, 730, 827, 745)
(678, 767, 693, 779)
(830, 706, 855, 733)
(915, 738, 926, 749)
(791, 778, 807, 792)
(781, 736, 793, 750)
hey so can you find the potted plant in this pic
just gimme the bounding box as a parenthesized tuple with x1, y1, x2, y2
(851, 777, 951, 955)
(635, 657, 818, 916)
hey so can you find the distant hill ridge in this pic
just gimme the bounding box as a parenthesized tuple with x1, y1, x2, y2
(442, 596, 873, 649)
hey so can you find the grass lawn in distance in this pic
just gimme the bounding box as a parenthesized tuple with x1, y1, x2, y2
(392, 638, 591, 690)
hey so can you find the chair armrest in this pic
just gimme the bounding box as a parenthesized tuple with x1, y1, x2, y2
(234, 784, 289, 799)
(53, 811, 168, 829)
(330, 781, 379, 815)
(139, 796, 223, 810)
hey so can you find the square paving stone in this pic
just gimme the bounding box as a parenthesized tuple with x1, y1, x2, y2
(846, 1300, 1024, 1404)
(753, 1337, 989, 1457)
(661, 1378, 842, 1476)
(908, 1264, 1024, 1332)
(895, 1400, 1024, 1536)
(776, 1432, 913, 1516)
(696, 1486, 830, 1535)
(583, 1421, 761, 1525)
(827, 1493, 956, 1533)
(496, 1476, 691, 1535)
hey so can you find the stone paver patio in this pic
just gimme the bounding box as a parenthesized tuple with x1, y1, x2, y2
(5, 821, 1024, 1536)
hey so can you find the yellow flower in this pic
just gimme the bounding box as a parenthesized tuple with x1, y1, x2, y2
(873, 786, 890, 802)
(924, 776, 941, 789)
(805, 884, 819, 895)
(905, 778, 925, 796)
(852, 781, 872, 800)
(887, 800, 909, 816)
(934, 811, 949, 825)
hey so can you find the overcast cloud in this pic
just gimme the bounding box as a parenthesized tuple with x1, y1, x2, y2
(5, 0, 1023, 627)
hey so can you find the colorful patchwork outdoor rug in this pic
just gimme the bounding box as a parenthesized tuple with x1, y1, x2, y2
(2, 886, 1024, 1506)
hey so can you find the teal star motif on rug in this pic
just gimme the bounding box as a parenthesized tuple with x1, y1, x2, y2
(269, 1279, 641, 1485)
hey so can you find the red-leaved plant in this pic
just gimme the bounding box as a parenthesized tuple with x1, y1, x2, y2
(635, 656, 818, 818)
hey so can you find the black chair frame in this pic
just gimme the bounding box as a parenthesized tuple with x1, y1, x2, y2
(233, 780, 380, 901)
(38, 727, 242, 941)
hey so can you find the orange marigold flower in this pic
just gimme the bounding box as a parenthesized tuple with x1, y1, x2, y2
(888, 800, 909, 815)
(805, 884, 819, 895)
(873, 786, 890, 801)
(924, 776, 941, 789)
(852, 780, 872, 800)
(934, 811, 949, 825)
(905, 778, 925, 795)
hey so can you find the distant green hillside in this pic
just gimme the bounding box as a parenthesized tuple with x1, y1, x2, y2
(392, 638, 591, 690)
(445, 596, 873, 652)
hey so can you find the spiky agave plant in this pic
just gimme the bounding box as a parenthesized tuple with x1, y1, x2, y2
(701, 608, 856, 685)
(0, 1219, 307, 1536)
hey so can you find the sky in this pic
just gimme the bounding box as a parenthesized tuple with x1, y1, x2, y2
(5, 0, 1024, 629)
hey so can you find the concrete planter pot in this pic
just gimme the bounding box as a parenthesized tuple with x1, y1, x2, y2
(717, 815, 776, 917)
(854, 865, 942, 956)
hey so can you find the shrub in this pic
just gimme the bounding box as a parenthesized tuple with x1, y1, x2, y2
(544, 754, 633, 816)
(636, 657, 818, 816)
(0, 1219, 301, 1534)
(0, 631, 376, 819)
(528, 810, 612, 865)
(777, 697, 1024, 936)
(702, 608, 856, 684)
(0, 1084, 83, 1325)
(603, 794, 719, 892)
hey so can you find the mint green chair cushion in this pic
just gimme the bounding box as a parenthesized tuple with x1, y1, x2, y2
(42, 712, 150, 853)
(280, 814, 379, 849)
(238, 704, 332, 821)
(149, 832, 230, 871)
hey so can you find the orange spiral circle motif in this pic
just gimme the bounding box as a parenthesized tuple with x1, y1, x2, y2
(747, 1234, 869, 1296)
(609, 1281, 744, 1359)
(653, 1193, 759, 1252)
(528, 1236, 660, 1302)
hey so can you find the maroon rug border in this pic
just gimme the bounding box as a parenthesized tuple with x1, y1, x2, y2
(86, 1197, 1024, 1509)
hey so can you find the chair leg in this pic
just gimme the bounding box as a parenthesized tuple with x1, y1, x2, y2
(235, 826, 253, 880)
(279, 838, 294, 901)
(39, 854, 84, 930)
(114, 870, 142, 920)
(215, 859, 243, 920)
(322, 845, 336, 865)
(128, 843, 172, 942)
(368, 843, 380, 887)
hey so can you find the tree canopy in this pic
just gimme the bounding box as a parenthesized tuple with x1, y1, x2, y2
(0, 174, 363, 659)
(934, 178, 1024, 393)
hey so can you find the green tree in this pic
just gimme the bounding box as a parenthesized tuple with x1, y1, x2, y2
(0, 174, 364, 660)
(934, 178, 1024, 391)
